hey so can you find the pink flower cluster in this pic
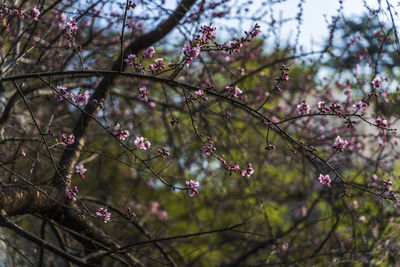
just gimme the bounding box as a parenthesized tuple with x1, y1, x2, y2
(96, 207, 111, 223)
(113, 124, 130, 140)
(147, 58, 165, 74)
(134, 136, 151, 150)
(66, 185, 78, 199)
(63, 17, 81, 51)
(274, 64, 290, 92)
(372, 77, 382, 89)
(194, 90, 208, 101)
(127, 207, 136, 218)
(196, 25, 217, 45)
(186, 180, 200, 197)
(228, 163, 254, 177)
(352, 100, 368, 111)
(245, 24, 261, 41)
(55, 86, 90, 107)
(75, 164, 87, 179)
(319, 174, 331, 187)
(203, 137, 216, 156)
(241, 163, 254, 177)
(376, 117, 388, 128)
(332, 136, 348, 152)
(93, 99, 104, 109)
(137, 87, 148, 102)
(144, 47, 155, 58)
(183, 43, 200, 65)
(124, 54, 137, 66)
(54, 86, 69, 101)
(0, 4, 40, 21)
(296, 103, 310, 115)
(226, 86, 243, 99)
(31, 8, 40, 20)
(60, 133, 75, 146)
(71, 90, 90, 106)
(157, 147, 170, 158)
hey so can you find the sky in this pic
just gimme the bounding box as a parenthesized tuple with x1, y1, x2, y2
(245, 0, 398, 51)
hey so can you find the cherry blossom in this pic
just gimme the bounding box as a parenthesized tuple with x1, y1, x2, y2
(185, 180, 200, 197)
(31, 8, 40, 21)
(372, 77, 382, 89)
(157, 147, 170, 157)
(96, 207, 111, 223)
(113, 124, 130, 140)
(241, 163, 254, 177)
(66, 186, 78, 199)
(137, 87, 149, 102)
(55, 86, 69, 101)
(352, 100, 368, 111)
(376, 117, 388, 128)
(134, 136, 151, 150)
(144, 47, 155, 58)
(71, 90, 90, 106)
(147, 58, 165, 74)
(319, 174, 331, 187)
(332, 136, 348, 152)
(183, 43, 200, 65)
(75, 164, 87, 179)
(296, 103, 310, 115)
(124, 54, 136, 67)
(60, 133, 75, 146)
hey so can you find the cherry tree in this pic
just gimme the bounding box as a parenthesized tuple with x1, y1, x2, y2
(0, 0, 400, 266)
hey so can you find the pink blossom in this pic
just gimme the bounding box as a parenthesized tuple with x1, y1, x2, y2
(352, 100, 367, 111)
(319, 174, 331, 187)
(231, 164, 240, 171)
(376, 117, 388, 128)
(71, 90, 89, 106)
(31, 8, 40, 21)
(124, 54, 136, 66)
(55, 86, 69, 101)
(157, 147, 170, 157)
(134, 136, 151, 150)
(197, 25, 216, 45)
(144, 46, 155, 58)
(372, 77, 382, 89)
(66, 185, 78, 199)
(75, 164, 87, 179)
(137, 87, 148, 102)
(195, 90, 205, 98)
(332, 136, 348, 152)
(317, 101, 325, 110)
(186, 179, 200, 197)
(63, 18, 78, 38)
(296, 103, 310, 115)
(127, 207, 136, 218)
(147, 58, 165, 74)
(359, 216, 366, 223)
(203, 137, 216, 156)
(93, 99, 104, 109)
(113, 124, 121, 135)
(241, 163, 254, 177)
(96, 207, 111, 223)
(119, 130, 129, 140)
(233, 86, 243, 98)
(60, 133, 75, 146)
(113, 124, 130, 140)
(183, 43, 200, 65)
